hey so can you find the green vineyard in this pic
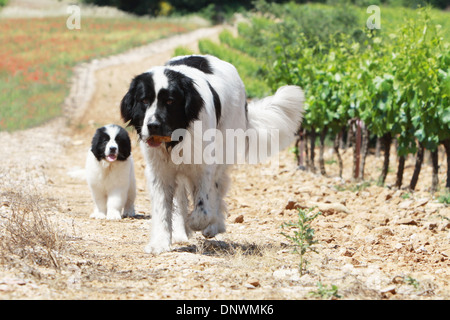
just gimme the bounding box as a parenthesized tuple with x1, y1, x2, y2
(194, 2, 450, 192)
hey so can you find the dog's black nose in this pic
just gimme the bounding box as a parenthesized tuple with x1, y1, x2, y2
(109, 146, 117, 153)
(147, 121, 161, 135)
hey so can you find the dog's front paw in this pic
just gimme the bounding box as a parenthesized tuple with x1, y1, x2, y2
(106, 210, 122, 220)
(144, 241, 171, 255)
(172, 230, 189, 244)
(172, 220, 191, 244)
(90, 211, 106, 219)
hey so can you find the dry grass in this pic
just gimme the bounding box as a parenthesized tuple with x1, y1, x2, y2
(0, 182, 69, 271)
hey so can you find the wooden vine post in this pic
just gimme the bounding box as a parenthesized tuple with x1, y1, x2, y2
(354, 119, 361, 180)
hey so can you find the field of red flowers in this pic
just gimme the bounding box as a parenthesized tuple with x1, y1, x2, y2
(0, 16, 202, 131)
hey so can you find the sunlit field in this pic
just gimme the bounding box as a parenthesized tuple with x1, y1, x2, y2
(0, 16, 203, 131)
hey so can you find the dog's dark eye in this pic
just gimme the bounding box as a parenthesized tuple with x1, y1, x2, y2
(141, 99, 150, 105)
(166, 99, 173, 105)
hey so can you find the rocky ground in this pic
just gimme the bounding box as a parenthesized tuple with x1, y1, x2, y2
(0, 9, 449, 300)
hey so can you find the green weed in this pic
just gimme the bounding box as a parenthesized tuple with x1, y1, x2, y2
(401, 192, 411, 199)
(437, 191, 450, 204)
(309, 282, 341, 300)
(280, 207, 321, 276)
(404, 276, 420, 289)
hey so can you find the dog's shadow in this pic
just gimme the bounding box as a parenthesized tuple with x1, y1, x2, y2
(174, 239, 269, 257)
(125, 214, 150, 220)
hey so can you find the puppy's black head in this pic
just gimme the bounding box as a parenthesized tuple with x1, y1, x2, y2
(91, 124, 131, 162)
(120, 67, 204, 147)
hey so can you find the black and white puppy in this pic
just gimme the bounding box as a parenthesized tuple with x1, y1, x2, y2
(120, 55, 304, 254)
(86, 124, 136, 220)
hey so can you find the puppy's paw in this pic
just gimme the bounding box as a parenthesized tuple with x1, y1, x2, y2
(144, 242, 171, 255)
(90, 211, 106, 219)
(106, 210, 122, 220)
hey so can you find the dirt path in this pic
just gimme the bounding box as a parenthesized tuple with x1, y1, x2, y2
(1, 26, 449, 300)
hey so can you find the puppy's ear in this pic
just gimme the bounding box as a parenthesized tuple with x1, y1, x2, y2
(91, 127, 105, 161)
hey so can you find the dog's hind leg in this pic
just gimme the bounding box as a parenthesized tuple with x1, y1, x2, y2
(172, 178, 191, 244)
(187, 166, 215, 232)
(202, 165, 229, 238)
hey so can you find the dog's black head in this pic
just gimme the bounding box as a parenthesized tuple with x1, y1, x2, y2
(91, 124, 131, 162)
(120, 67, 204, 148)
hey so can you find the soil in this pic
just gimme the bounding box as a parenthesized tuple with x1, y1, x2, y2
(1, 20, 449, 300)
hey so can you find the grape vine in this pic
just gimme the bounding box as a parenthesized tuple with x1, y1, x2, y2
(198, 3, 450, 192)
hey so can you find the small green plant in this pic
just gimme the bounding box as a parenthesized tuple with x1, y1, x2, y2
(333, 180, 373, 192)
(280, 207, 321, 276)
(351, 181, 372, 192)
(309, 282, 341, 300)
(437, 191, 450, 204)
(401, 192, 411, 199)
(289, 146, 299, 161)
(405, 276, 420, 289)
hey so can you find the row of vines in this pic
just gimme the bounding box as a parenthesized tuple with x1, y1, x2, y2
(191, 2, 450, 193)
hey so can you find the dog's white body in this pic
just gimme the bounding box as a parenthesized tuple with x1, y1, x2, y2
(120, 55, 304, 254)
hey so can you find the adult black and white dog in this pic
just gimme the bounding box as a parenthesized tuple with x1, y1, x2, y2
(120, 55, 304, 254)
(86, 124, 136, 220)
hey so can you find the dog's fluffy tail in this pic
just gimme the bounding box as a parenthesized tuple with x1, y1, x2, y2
(245, 85, 304, 163)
